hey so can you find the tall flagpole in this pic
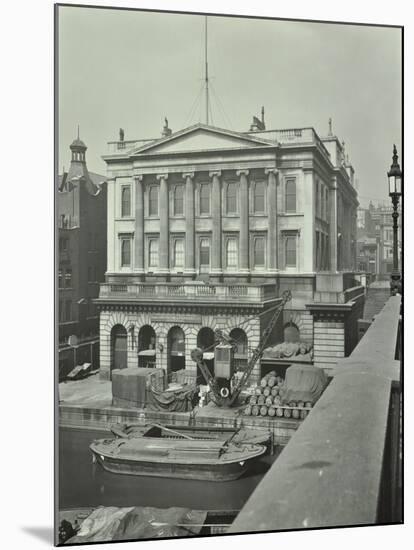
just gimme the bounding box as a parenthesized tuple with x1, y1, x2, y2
(204, 16, 209, 125)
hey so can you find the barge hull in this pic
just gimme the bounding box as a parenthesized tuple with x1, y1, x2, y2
(92, 453, 249, 482)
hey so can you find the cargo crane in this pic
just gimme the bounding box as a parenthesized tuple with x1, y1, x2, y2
(191, 290, 292, 407)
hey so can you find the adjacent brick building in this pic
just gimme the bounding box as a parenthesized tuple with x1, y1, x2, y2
(58, 136, 107, 377)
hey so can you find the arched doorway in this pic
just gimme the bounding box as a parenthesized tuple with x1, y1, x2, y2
(168, 326, 186, 373)
(283, 322, 300, 343)
(111, 324, 128, 373)
(197, 327, 216, 379)
(138, 325, 156, 368)
(229, 328, 248, 372)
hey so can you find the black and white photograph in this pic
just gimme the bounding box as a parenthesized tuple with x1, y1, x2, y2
(2, 0, 409, 548)
(54, 2, 403, 546)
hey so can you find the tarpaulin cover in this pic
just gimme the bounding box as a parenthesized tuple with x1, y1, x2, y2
(147, 385, 196, 412)
(112, 368, 164, 408)
(280, 364, 328, 405)
(66, 506, 207, 543)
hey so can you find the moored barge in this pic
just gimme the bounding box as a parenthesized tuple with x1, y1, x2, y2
(90, 435, 266, 481)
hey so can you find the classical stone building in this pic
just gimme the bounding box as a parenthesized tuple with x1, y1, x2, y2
(96, 118, 360, 381)
(58, 136, 107, 377)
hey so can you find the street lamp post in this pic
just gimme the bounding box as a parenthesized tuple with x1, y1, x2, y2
(387, 144, 402, 295)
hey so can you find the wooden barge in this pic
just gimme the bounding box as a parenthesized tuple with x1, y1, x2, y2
(90, 435, 266, 482)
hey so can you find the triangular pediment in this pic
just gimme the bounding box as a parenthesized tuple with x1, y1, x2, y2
(130, 124, 274, 156)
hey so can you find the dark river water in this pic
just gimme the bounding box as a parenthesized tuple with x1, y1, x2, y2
(59, 427, 281, 512)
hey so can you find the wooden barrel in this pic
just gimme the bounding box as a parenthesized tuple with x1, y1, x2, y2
(292, 408, 300, 419)
(255, 387, 262, 396)
(297, 401, 305, 408)
(260, 406, 268, 416)
(268, 376, 276, 388)
(271, 386, 279, 397)
(263, 387, 271, 397)
(300, 410, 308, 419)
(249, 395, 257, 405)
(276, 407, 284, 417)
(284, 408, 292, 418)
(260, 378, 268, 388)
(244, 405, 252, 416)
(265, 396, 273, 407)
(273, 395, 281, 406)
(268, 406, 276, 417)
(251, 405, 260, 416)
(257, 395, 265, 406)
(289, 401, 297, 408)
(305, 401, 313, 408)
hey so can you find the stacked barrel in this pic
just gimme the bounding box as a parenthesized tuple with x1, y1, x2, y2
(243, 371, 312, 419)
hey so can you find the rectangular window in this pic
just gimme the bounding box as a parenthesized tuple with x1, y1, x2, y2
(65, 300, 72, 322)
(149, 186, 159, 216)
(121, 239, 131, 267)
(253, 181, 265, 213)
(148, 238, 159, 268)
(199, 183, 210, 215)
(59, 237, 68, 251)
(58, 269, 63, 288)
(121, 185, 131, 217)
(199, 238, 210, 266)
(226, 182, 238, 214)
(65, 268, 72, 288)
(173, 185, 184, 216)
(173, 239, 184, 268)
(253, 237, 265, 267)
(226, 237, 238, 268)
(285, 178, 296, 213)
(285, 236, 297, 267)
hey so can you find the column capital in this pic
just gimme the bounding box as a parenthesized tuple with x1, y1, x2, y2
(209, 170, 221, 178)
(182, 172, 195, 179)
(134, 175, 144, 182)
(156, 173, 169, 181)
(236, 169, 249, 177)
(265, 167, 279, 175)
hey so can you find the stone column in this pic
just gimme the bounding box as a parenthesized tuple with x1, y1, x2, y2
(265, 168, 278, 272)
(237, 169, 250, 273)
(157, 174, 169, 273)
(329, 176, 338, 271)
(210, 170, 222, 277)
(183, 172, 195, 276)
(303, 169, 315, 272)
(134, 175, 144, 275)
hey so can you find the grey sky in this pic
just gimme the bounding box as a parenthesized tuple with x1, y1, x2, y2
(58, 6, 402, 207)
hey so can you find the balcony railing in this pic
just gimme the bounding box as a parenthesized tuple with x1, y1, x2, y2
(99, 282, 279, 303)
(229, 295, 402, 533)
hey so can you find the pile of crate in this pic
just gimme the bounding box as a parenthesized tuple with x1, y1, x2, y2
(243, 371, 313, 419)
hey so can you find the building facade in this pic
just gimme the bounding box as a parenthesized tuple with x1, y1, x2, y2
(357, 202, 401, 278)
(96, 119, 359, 382)
(58, 137, 107, 378)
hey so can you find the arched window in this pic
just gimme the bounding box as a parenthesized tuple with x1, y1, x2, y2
(253, 236, 265, 267)
(173, 239, 184, 268)
(199, 183, 210, 214)
(138, 325, 156, 351)
(226, 182, 238, 214)
(197, 327, 215, 350)
(253, 181, 265, 213)
(229, 328, 248, 356)
(169, 326, 186, 354)
(226, 238, 238, 268)
(285, 178, 296, 213)
(173, 185, 184, 215)
(121, 238, 131, 267)
(111, 324, 128, 372)
(121, 186, 131, 217)
(148, 238, 159, 268)
(149, 186, 159, 216)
